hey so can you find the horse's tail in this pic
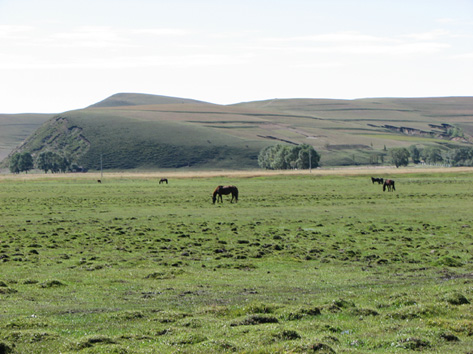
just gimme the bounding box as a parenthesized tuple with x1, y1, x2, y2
(234, 187, 238, 202)
(383, 182, 386, 192)
(392, 181, 395, 191)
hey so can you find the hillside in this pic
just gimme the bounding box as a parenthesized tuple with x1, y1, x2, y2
(2, 94, 473, 170)
(0, 113, 53, 161)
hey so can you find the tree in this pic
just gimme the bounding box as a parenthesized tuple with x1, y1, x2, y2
(9, 153, 21, 173)
(447, 126, 464, 138)
(36, 151, 65, 173)
(258, 144, 320, 170)
(257, 146, 276, 170)
(18, 152, 34, 173)
(9, 152, 34, 173)
(408, 145, 421, 164)
(59, 155, 71, 173)
(421, 147, 443, 165)
(294, 144, 320, 169)
(390, 148, 410, 168)
(446, 147, 473, 166)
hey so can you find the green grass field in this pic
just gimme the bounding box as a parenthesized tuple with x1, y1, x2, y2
(1, 170, 473, 353)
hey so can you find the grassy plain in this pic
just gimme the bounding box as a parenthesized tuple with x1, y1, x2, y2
(1, 168, 473, 353)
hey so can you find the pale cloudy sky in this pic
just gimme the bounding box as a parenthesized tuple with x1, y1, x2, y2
(1, 0, 472, 113)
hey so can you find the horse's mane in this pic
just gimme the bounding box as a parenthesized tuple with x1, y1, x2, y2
(213, 185, 223, 196)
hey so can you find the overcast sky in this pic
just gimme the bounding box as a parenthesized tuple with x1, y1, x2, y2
(1, 0, 472, 113)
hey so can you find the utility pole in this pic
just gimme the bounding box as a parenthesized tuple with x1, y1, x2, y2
(309, 148, 312, 173)
(100, 153, 103, 180)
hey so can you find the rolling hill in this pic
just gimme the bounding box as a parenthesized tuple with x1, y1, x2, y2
(2, 93, 473, 170)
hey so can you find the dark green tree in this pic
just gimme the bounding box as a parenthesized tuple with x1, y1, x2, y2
(9, 153, 21, 173)
(36, 151, 65, 173)
(59, 156, 71, 173)
(9, 152, 34, 173)
(37, 152, 51, 173)
(390, 147, 410, 168)
(408, 145, 421, 164)
(18, 152, 34, 173)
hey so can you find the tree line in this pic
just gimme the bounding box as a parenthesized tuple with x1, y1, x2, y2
(9, 144, 473, 173)
(9, 152, 84, 173)
(258, 144, 320, 170)
(390, 145, 473, 167)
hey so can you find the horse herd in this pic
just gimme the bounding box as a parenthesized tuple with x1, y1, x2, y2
(210, 178, 395, 204)
(371, 177, 396, 192)
(153, 176, 394, 206)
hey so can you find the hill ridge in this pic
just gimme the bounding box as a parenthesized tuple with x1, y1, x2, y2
(88, 92, 212, 108)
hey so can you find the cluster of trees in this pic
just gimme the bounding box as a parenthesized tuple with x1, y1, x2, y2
(9, 152, 34, 173)
(9, 151, 83, 173)
(390, 145, 473, 167)
(258, 144, 320, 170)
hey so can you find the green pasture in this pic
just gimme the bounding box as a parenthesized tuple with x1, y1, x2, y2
(1, 172, 473, 353)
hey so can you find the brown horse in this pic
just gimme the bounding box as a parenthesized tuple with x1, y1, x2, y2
(159, 178, 168, 184)
(383, 179, 395, 192)
(212, 185, 238, 204)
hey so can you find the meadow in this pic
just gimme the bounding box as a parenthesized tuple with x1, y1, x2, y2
(0, 169, 473, 353)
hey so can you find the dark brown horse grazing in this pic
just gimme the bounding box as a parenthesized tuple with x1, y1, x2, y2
(212, 185, 238, 204)
(371, 177, 383, 184)
(159, 178, 168, 184)
(383, 179, 395, 192)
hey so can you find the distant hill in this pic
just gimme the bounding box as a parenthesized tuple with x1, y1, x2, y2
(0, 113, 53, 161)
(88, 92, 210, 108)
(2, 93, 473, 170)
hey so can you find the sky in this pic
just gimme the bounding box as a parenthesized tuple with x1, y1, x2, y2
(1, 0, 473, 113)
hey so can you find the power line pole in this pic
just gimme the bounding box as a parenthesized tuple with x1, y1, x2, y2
(309, 148, 312, 173)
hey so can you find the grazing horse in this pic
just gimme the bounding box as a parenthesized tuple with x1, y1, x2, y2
(212, 185, 238, 204)
(383, 179, 395, 192)
(371, 177, 384, 184)
(159, 178, 168, 184)
(97, 179, 102, 183)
